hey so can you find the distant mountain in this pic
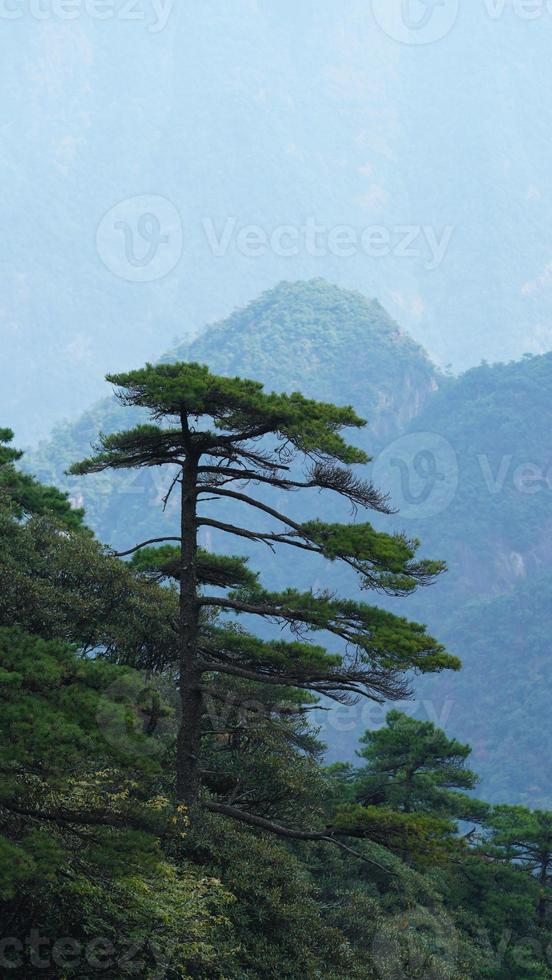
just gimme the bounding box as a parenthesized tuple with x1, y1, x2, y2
(389, 352, 552, 610)
(164, 279, 438, 441)
(28, 280, 439, 548)
(388, 353, 552, 807)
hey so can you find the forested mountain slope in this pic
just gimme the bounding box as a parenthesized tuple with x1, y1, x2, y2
(417, 569, 552, 809)
(162, 279, 438, 441)
(394, 355, 552, 805)
(399, 353, 552, 608)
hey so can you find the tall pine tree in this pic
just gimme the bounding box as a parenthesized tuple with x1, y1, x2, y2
(72, 362, 458, 836)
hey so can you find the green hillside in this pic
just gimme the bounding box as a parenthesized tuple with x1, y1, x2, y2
(7, 424, 552, 979)
(397, 353, 552, 609)
(393, 355, 552, 807)
(417, 569, 552, 808)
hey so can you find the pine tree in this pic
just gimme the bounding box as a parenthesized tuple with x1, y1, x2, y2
(354, 709, 483, 820)
(485, 806, 552, 929)
(71, 362, 459, 837)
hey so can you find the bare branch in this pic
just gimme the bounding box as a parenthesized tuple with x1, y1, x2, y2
(111, 537, 181, 558)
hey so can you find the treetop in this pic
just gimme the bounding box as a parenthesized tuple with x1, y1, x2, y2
(104, 362, 368, 464)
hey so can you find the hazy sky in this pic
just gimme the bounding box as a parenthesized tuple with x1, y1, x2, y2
(3, 0, 552, 441)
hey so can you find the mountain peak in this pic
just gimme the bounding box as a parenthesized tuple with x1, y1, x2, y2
(163, 279, 437, 434)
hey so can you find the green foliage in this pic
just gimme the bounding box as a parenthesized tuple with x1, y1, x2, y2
(132, 544, 259, 590)
(69, 360, 370, 472)
(183, 813, 366, 980)
(0, 625, 237, 977)
(301, 519, 446, 593)
(0, 628, 126, 798)
(0, 494, 178, 670)
(0, 438, 238, 979)
(204, 622, 343, 673)
(0, 427, 85, 531)
(354, 710, 483, 821)
(323, 723, 552, 979)
(334, 802, 456, 863)
(227, 583, 459, 674)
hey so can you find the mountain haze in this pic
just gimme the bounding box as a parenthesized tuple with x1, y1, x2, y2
(4, 4, 552, 441)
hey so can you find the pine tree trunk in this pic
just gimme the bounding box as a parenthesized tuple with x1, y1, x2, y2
(176, 450, 202, 806)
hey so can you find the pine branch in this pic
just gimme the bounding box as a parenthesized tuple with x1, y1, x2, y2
(198, 655, 410, 705)
(202, 801, 398, 874)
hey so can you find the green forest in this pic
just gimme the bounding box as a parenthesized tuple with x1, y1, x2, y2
(4, 352, 552, 978)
